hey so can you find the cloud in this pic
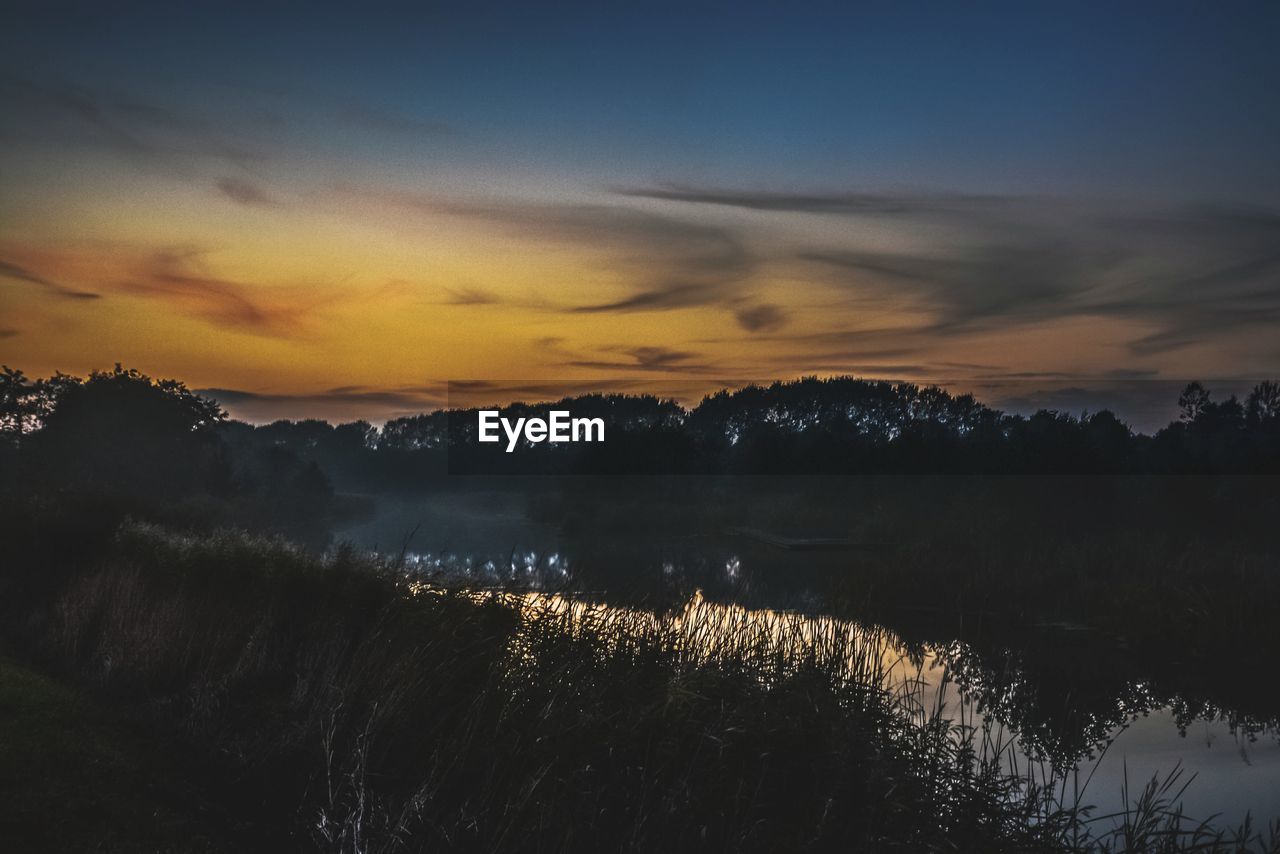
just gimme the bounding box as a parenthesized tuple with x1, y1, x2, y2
(564, 345, 716, 374)
(0, 258, 100, 299)
(118, 245, 345, 336)
(391, 186, 1279, 360)
(614, 183, 1012, 217)
(216, 177, 275, 206)
(797, 202, 1280, 355)
(734, 303, 788, 332)
(341, 186, 759, 314)
(445, 199, 755, 314)
(124, 270, 303, 334)
(0, 74, 261, 166)
(610, 184, 1280, 359)
(626, 346, 700, 368)
(441, 286, 500, 305)
(568, 282, 722, 313)
(125, 274, 301, 332)
(799, 242, 1113, 330)
(0, 328, 18, 339)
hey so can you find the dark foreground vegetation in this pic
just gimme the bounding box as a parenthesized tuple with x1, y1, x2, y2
(2, 365, 1280, 850)
(3, 517, 1278, 853)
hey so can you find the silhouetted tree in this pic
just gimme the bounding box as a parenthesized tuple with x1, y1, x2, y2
(1178, 382, 1211, 422)
(31, 364, 227, 500)
(1247, 380, 1280, 424)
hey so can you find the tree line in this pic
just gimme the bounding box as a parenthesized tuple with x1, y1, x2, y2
(4, 366, 1280, 488)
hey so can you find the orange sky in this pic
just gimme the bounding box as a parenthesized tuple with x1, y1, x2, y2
(1, 171, 1274, 425)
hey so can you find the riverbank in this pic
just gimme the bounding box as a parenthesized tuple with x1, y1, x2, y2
(3, 515, 1277, 851)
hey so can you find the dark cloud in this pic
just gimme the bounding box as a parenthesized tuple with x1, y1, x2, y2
(0, 259, 100, 299)
(441, 286, 500, 305)
(614, 184, 1011, 217)
(626, 346, 700, 368)
(568, 283, 722, 313)
(216, 177, 275, 206)
(800, 203, 1280, 355)
(800, 242, 1114, 330)
(734, 303, 788, 333)
(347, 187, 758, 314)
(612, 184, 1280, 358)
(566, 345, 716, 374)
(0, 328, 19, 338)
(450, 200, 754, 313)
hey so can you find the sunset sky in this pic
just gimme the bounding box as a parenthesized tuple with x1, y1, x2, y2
(3, 2, 1279, 428)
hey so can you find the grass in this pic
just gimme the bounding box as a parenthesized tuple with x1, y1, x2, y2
(0, 652, 233, 852)
(2, 518, 1279, 851)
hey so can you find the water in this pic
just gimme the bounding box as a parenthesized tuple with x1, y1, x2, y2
(337, 481, 1280, 830)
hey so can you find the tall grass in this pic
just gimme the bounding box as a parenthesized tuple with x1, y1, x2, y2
(8, 522, 1279, 852)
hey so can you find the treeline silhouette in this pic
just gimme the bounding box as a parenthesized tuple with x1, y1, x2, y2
(258, 376, 1280, 478)
(4, 367, 1280, 498)
(0, 365, 356, 548)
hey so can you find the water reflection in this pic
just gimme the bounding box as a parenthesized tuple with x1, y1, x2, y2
(344, 482, 1280, 827)
(456, 586, 1280, 829)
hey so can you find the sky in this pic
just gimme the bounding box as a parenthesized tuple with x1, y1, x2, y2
(2, 1, 1279, 429)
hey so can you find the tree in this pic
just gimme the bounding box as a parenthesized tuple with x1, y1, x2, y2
(1246, 380, 1280, 424)
(0, 365, 32, 443)
(33, 364, 227, 500)
(1178, 382, 1211, 422)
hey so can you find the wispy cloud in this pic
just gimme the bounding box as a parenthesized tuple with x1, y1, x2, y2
(117, 246, 312, 335)
(734, 303, 788, 333)
(565, 345, 717, 374)
(798, 242, 1111, 329)
(0, 258, 100, 299)
(0, 74, 261, 166)
(216, 177, 276, 207)
(794, 201, 1280, 355)
(440, 286, 500, 305)
(340, 186, 759, 315)
(609, 182, 1280, 357)
(614, 183, 1012, 217)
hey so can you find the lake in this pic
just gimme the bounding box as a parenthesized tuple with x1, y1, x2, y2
(338, 478, 1280, 830)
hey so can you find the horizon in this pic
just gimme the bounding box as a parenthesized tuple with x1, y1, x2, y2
(204, 377, 1274, 435)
